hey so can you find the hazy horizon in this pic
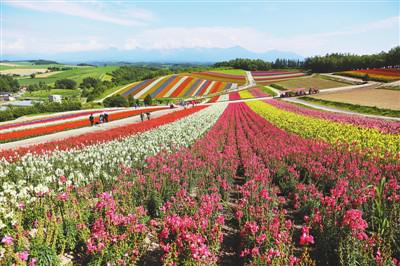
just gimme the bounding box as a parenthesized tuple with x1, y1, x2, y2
(1, 0, 399, 61)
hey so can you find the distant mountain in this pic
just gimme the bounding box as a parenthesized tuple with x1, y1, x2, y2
(3, 46, 304, 64)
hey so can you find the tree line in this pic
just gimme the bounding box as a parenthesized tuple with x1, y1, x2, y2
(214, 46, 399, 73)
(303, 46, 400, 72)
(214, 58, 303, 71)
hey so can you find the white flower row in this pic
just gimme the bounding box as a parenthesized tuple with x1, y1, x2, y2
(0, 103, 227, 227)
(217, 94, 229, 102)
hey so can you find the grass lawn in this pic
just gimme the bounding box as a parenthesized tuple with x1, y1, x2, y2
(210, 69, 246, 75)
(301, 96, 400, 117)
(23, 89, 81, 98)
(273, 76, 348, 90)
(262, 86, 278, 96)
(17, 66, 118, 86)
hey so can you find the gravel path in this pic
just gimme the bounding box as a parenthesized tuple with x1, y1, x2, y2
(0, 107, 182, 150)
(282, 98, 400, 121)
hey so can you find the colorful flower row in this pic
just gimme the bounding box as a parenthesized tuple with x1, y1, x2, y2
(246, 100, 400, 156)
(0, 108, 120, 132)
(0, 107, 168, 143)
(121, 75, 238, 99)
(267, 99, 400, 134)
(0, 101, 399, 265)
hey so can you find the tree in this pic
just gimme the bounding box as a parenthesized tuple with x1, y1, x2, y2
(127, 95, 135, 107)
(30, 73, 36, 79)
(144, 94, 152, 106)
(103, 95, 128, 107)
(55, 79, 77, 90)
(0, 75, 20, 92)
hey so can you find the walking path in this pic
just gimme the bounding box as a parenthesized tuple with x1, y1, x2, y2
(282, 97, 400, 121)
(317, 81, 381, 94)
(0, 107, 182, 150)
(321, 73, 364, 83)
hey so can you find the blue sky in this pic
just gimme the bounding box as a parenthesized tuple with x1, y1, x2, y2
(1, 0, 399, 57)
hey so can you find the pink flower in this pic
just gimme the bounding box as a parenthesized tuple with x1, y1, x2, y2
(299, 226, 314, 246)
(342, 209, 368, 232)
(17, 251, 29, 261)
(29, 258, 37, 266)
(57, 192, 69, 202)
(59, 175, 67, 183)
(1, 235, 14, 245)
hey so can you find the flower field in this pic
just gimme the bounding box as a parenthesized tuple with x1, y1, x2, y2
(337, 68, 400, 82)
(0, 107, 168, 143)
(0, 99, 399, 265)
(251, 71, 306, 84)
(121, 74, 239, 99)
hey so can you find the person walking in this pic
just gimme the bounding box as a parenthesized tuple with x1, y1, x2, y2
(104, 112, 109, 122)
(146, 112, 151, 120)
(99, 114, 104, 124)
(140, 112, 144, 122)
(89, 114, 94, 126)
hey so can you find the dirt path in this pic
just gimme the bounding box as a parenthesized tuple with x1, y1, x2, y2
(321, 73, 365, 83)
(283, 98, 400, 121)
(0, 107, 182, 150)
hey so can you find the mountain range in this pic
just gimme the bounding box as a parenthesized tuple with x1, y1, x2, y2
(2, 46, 304, 64)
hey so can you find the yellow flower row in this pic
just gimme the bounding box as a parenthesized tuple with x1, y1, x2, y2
(246, 100, 400, 156)
(238, 90, 254, 99)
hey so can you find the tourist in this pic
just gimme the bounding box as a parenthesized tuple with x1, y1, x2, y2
(146, 112, 151, 120)
(89, 114, 94, 126)
(104, 112, 109, 122)
(140, 112, 144, 122)
(99, 114, 104, 124)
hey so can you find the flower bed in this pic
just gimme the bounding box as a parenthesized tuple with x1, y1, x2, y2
(267, 99, 400, 134)
(247, 100, 400, 156)
(0, 107, 167, 143)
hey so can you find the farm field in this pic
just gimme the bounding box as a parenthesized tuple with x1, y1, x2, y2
(310, 88, 400, 110)
(337, 68, 400, 82)
(0, 100, 398, 266)
(272, 76, 349, 90)
(17, 66, 118, 86)
(23, 88, 81, 98)
(209, 68, 247, 75)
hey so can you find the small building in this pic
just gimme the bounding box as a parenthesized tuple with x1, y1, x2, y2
(48, 94, 62, 103)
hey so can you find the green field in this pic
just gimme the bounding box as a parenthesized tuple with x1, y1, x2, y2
(261, 86, 278, 96)
(272, 76, 348, 90)
(0, 61, 75, 71)
(17, 66, 118, 86)
(23, 89, 81, 99)
(210, 68, 246, 75)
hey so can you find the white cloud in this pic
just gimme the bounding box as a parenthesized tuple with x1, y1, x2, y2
(4, 0, 154, 26)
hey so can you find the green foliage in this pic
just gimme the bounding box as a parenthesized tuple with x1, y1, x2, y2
(29, 59, 59, 65)
(147, 190, 162, 218)
(29, 238, 60, 265)
(144, 94, 152, 106)
(103, 94, 128, 107)
(304, 46, 399, 72)
(214, 58, 303, 70)
(55, 78, 77, 90)
(0, 74, 20, 92)
(214, 58, 272, 71)
(270, 83, 286, 91)
(111, 65, 172, 85)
